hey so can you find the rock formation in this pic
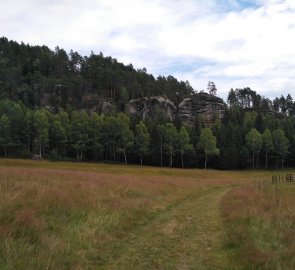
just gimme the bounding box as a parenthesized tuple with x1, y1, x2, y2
(40, 86, 116, 115)
(179, 92, 225, 126)
(41, 85, 225, 126)
(128, 93, 225, 126)
(128, 96, 177, 121)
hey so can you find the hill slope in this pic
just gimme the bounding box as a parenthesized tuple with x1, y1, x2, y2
(0, 37, 194, 111)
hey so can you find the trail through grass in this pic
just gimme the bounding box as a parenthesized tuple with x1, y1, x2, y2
(0, 159, 293, 269)
(106, 186, 231, 270)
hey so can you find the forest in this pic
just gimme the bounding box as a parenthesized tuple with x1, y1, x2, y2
(0, 37, 295, 169)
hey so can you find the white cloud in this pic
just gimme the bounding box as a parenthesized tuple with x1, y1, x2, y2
(1, 0, 295, 99)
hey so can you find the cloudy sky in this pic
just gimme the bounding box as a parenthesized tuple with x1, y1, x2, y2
(1, 0, 295, 99)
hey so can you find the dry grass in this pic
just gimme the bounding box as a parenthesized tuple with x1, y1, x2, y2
(221, 179, 295, 269)
(0, 158, 294, 269)
(0, 159, 229, 269)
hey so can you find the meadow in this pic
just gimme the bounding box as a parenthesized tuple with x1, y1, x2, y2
(0, 159, 294, 269)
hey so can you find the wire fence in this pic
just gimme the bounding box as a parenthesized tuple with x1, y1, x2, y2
(249, 173, 295, 206)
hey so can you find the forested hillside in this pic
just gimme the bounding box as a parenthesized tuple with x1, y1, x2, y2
(0, 37, 295, 169)
(0, 37, 193, 110)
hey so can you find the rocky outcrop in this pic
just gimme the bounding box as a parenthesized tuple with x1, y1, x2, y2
(100, 101, 116, 115)
(41, 85, 117, 115)
(179, 92, 225, 126)
(42, 85, 225, 126)
(178, 98, 193, 123)
(128, 96, 177, 121)
(129, 93, 225, 126)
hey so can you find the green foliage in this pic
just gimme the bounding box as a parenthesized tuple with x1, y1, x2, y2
(0, 95, 293, 169)
(24, 110, 33, 154)
(262, 129, 273, 169)
(157, 124, 166, 167)
(272, 129, 289, 168)
(0, 37, 194, 109)
(198, 128, 219, 169)
(163, 123, 178, 167)
(0, 114, 10, 156)
(135, 121, 150, 165)
(33, 110, 49, 158)
(102, 115, 119, 162)
(70, 111, 89, 161)
(116, 113, 134, 164)
(227, 88, 238, 106)
(88, 112, 103, 160)
(49, 115, 67, 157)
(207, 81, 217, 95)
(246, 128, 262, 169)
(0, 37, 294, 169)
(244, 111, 257, 132)
(178, 126, 194, 168)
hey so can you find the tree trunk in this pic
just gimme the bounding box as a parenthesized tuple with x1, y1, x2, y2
(252, 144, 255, 169)
(140, 156, 143, 166)
(109, 146, 112, 161)
(124, 149, 127, 165)
(169, 146, 173, 167)
(160, 138, 163, 167)
(204, 151, 207, 169)
(256, 152, 259, 168)
(4, 145, 7, 157)
(276, 154, 278, 170)
(113, 144, 116, 163)
(265, 150, 268, 169)
(39, 142, 42, 159)
(181, 151, 184, 168)
(27, 135, 30, 154)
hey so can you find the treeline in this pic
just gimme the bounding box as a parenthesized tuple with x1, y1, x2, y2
(0, 98, 196, 167)
(0, 37, 193, 110)
(0, 92, 295, 169)
(1, 37, 295, 169)
(221, 88, 295, 169)
(228, 87, 295, 115)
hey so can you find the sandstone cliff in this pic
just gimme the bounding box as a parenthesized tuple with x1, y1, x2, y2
(128, 93, 225, 126)
(178, 92, 225, 126)
(40, 86, 225, 126)
(128, 96, 176, 121)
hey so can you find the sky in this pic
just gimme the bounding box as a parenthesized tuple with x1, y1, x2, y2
(1, 0, 295, 99)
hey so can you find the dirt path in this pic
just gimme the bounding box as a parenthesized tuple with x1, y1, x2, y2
(104, 186, 231, 270)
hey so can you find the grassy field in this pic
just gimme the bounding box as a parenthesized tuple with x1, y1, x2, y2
(0, 159, 294, 269)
